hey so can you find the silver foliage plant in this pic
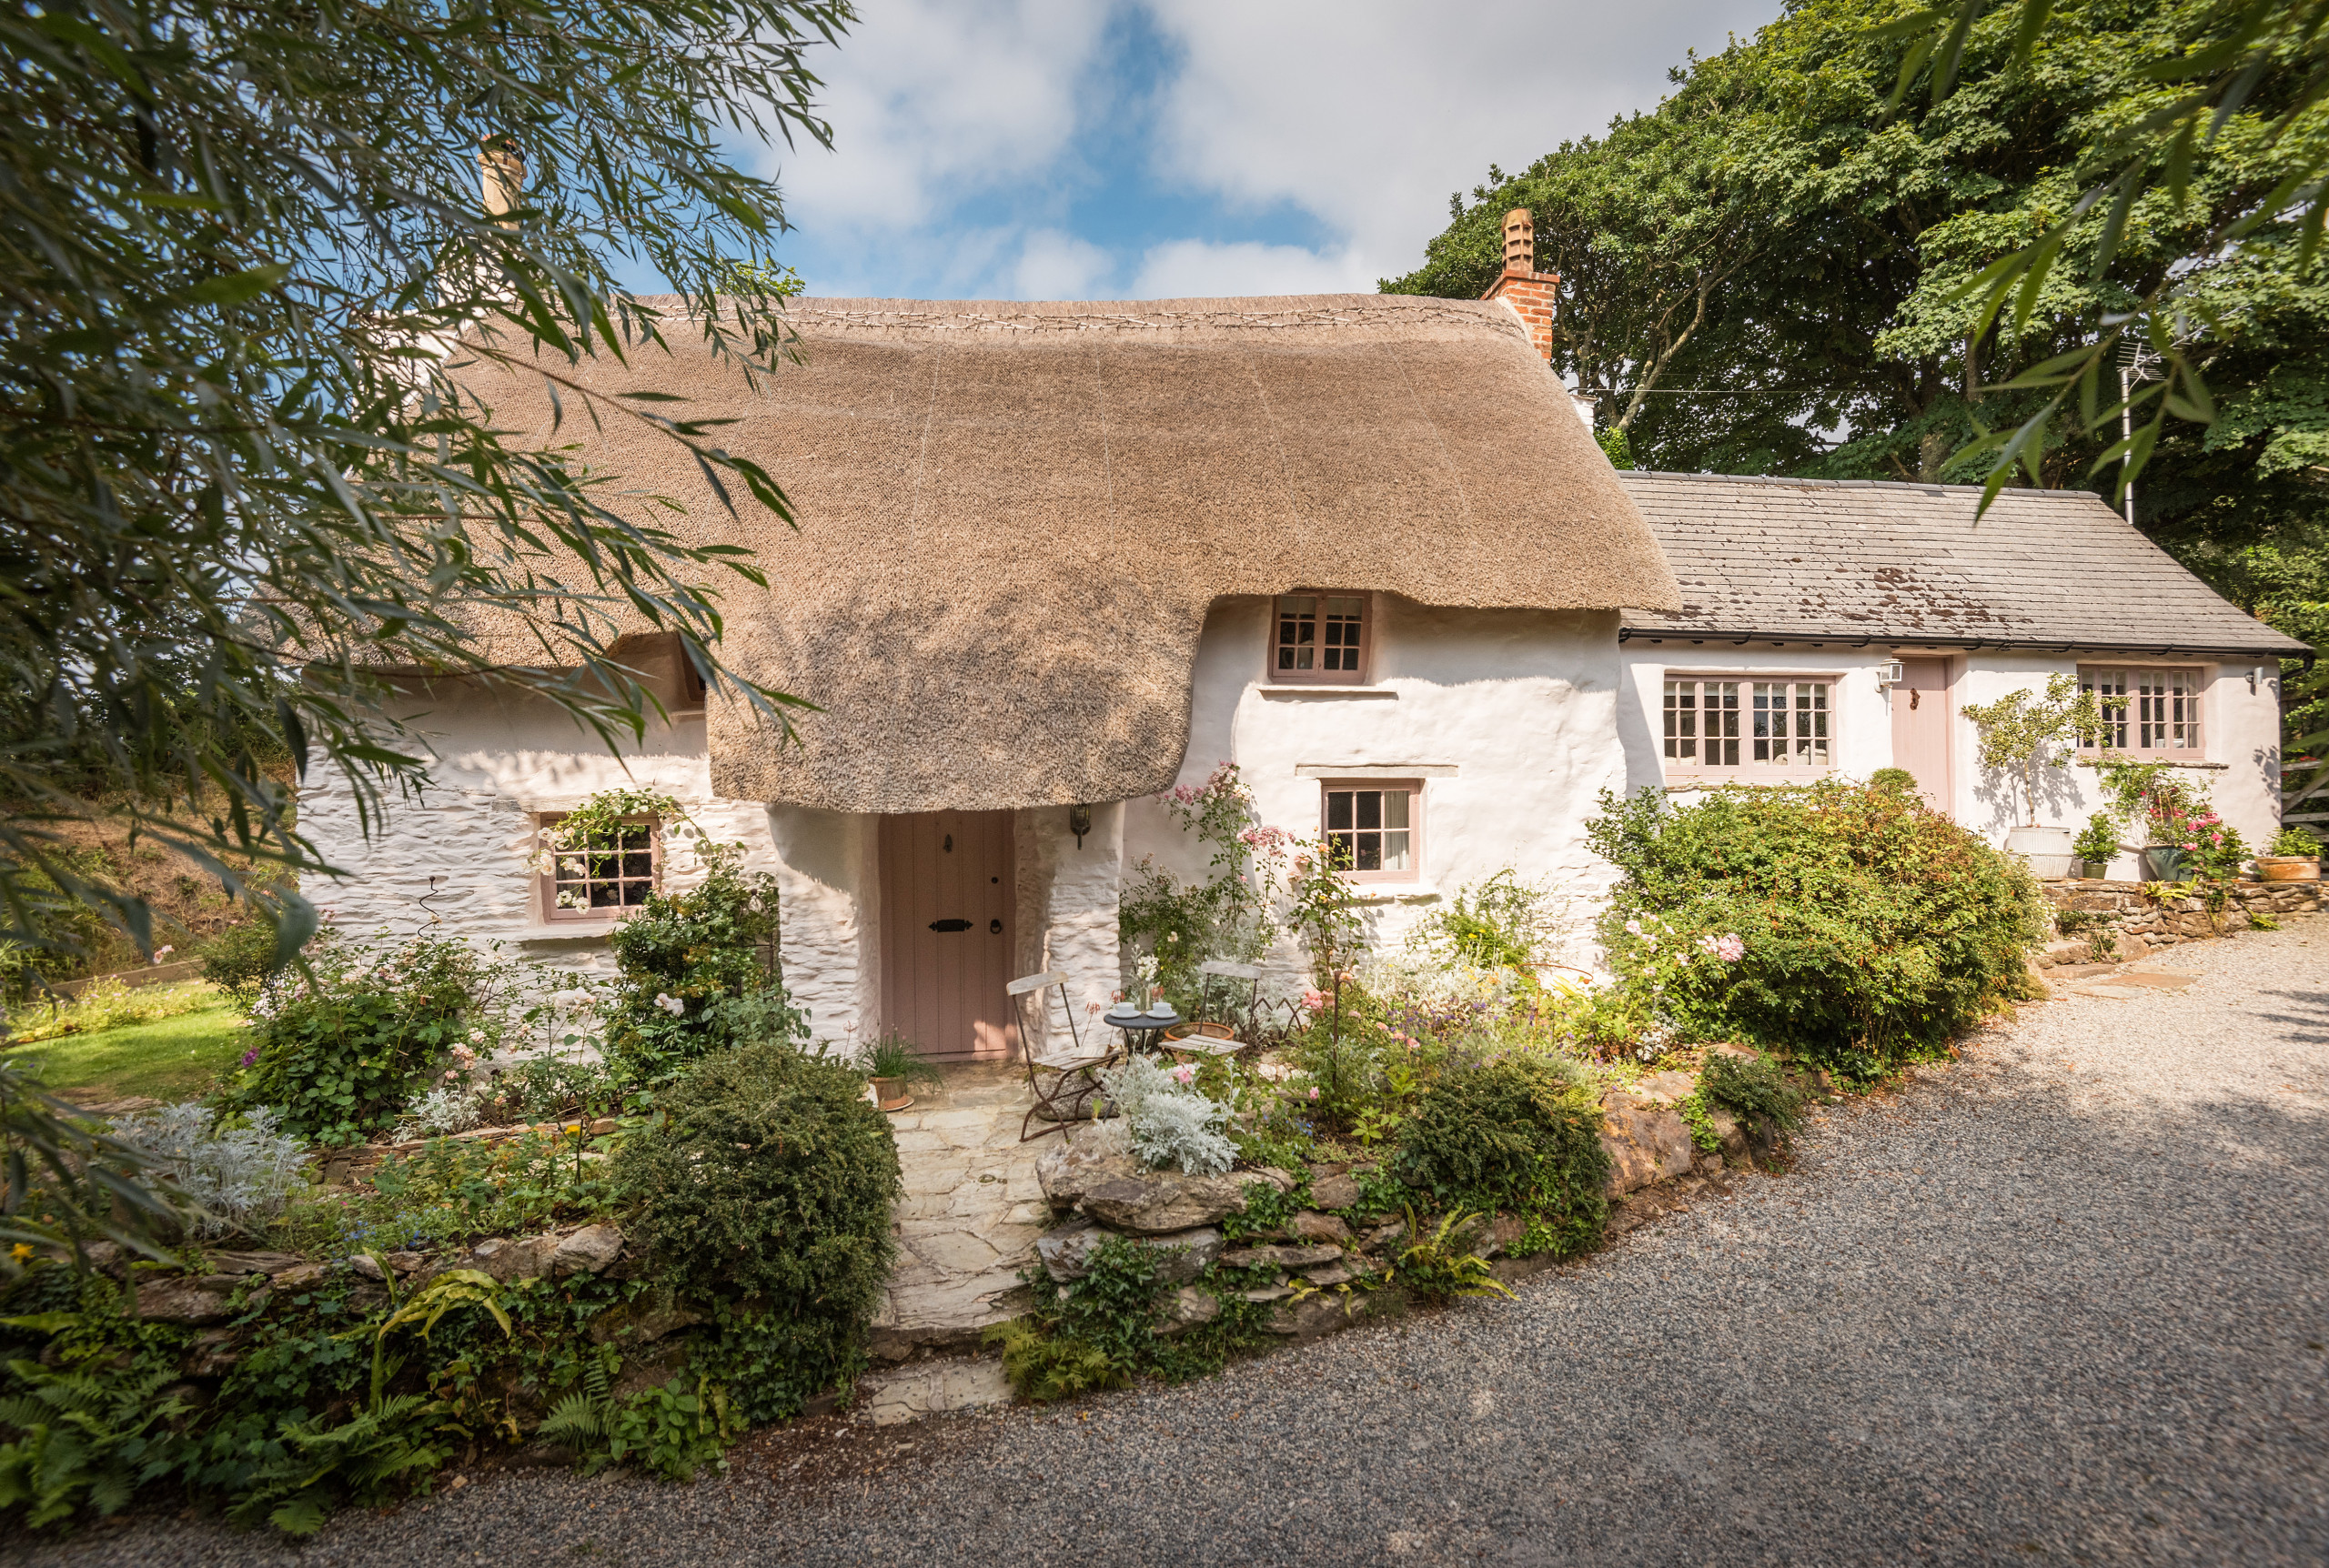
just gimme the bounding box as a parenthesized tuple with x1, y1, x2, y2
(1097, 1057, 1235, 1178)
(107, 1104, 308, 1237)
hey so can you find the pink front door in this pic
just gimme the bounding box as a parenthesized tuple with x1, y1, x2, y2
(878, 810, 1018, 1060)
(1890, 657, 1953, 814)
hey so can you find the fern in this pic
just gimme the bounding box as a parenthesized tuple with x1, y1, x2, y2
(0, 1358, 189, 1529)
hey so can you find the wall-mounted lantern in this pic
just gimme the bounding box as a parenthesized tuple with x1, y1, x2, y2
(1877, 659, 1905, 690)
(1068, 803, 1093, 849)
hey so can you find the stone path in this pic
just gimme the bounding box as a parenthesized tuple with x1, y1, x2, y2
(872, 1064, 1054, 1358)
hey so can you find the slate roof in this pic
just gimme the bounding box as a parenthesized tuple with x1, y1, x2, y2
(1616, 471, 2308, 658)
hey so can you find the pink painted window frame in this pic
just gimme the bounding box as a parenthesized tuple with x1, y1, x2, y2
(1269, 591, 1371, 685)
(1661, 676, 1835, 780)
(2078, 666, 2206, 759)
(537, 813, 661, 923)
(1319, 779, 1423, 883)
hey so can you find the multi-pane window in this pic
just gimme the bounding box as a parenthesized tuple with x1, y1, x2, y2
(1663, 678, 1830, 774)
(1275, 594, 1366, 681)
(2081, 667, 2203, 755)
(1322, 783, 1418, 880)
(541, 818, 659, 920)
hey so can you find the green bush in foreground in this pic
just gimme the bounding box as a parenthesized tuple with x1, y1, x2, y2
(1589, 780, 2048, 1072)
(608, 1040, 900, 1421)
(1389, 1057, 1610, 1257)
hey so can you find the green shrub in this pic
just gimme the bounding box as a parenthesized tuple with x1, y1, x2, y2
(220, 933, 493, 1145)
(1389, 1057, 1609, 1255)
(1588, 780, 2049, 1070)
(603, 846, 801, 1088)
(1868, 767, 1918, 797)
(607, 1040, 898, 1418)
(2272, 826, 2320, 857)
(2072, 813, 2122, 865)
(989, 1234, 1276, 1401)
(1699, 1051, 1804, 1132)
(197, 920, 287, 1009)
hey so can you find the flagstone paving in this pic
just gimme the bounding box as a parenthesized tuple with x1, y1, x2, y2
(872, 1064, 1058, 1358)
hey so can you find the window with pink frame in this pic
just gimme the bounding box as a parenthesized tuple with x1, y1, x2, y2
(2079, 666, 2205, 757)
(539, 815, 660, 920)
(1273, 593, 1368, 683)
(1321, 780, 1420, 881)
(1662, 677, 1832, 778)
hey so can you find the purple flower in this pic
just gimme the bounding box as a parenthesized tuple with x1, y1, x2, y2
(239, 1046, 260, 1068)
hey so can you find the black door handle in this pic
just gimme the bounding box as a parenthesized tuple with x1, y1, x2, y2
(928, 919, 972, 932)
(989, 919, 1003, 934)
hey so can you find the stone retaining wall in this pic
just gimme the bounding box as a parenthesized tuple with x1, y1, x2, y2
(2032, 878, 2319, 970)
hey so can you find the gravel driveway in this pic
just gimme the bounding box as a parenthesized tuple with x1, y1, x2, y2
(17, 926, 2329, 1567)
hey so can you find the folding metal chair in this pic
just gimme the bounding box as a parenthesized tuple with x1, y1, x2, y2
(1007, 970, 1115, 1141)
(1162, 960, 1261, 1060)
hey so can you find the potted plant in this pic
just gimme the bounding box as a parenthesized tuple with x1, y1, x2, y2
(1961, 674, 2106, 878)
(2096, 760, 2209, 882)
(863, 1031, 940, 1113)
(2070, 813, 2120, 880)
(2259, 827, 2322, 883)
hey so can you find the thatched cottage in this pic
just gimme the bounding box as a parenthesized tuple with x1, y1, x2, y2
(304, 260, 2304, 1060)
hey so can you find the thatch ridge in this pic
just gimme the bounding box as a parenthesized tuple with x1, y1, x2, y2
(460, 293, 1679, 811)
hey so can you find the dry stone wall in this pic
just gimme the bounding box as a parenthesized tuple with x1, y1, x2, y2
(2034, 878, 2319, 972)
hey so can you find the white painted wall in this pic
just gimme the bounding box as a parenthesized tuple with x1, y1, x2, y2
(1124, 597, 1628, 995)
(297, 676, 878, 1050)
(1617, 642, 2285, 874)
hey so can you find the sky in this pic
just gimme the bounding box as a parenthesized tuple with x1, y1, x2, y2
(750, 0, 1781, 303)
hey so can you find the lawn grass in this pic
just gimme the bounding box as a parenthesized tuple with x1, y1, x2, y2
(7, 1002, 249, 1101)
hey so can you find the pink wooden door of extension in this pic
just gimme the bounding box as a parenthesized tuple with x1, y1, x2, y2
(879, 810, 1018, 1060)
(1890, 657, 1953, 815)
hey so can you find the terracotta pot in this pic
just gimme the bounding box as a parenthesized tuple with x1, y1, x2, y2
(871, 1075, 913, 1112)
(2256, 855, 2322, 883)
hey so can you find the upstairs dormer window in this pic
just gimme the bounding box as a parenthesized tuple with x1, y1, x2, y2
(1274, 593, 1368, 684)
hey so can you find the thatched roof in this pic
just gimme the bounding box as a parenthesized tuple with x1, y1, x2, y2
(460, 294, 1679, 811)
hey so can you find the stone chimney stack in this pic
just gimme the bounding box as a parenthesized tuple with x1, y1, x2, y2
(1479, 207, 1558, 366)
(479, 135, 524, 219)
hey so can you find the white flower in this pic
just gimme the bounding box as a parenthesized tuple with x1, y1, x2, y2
(748, 896, 764, 913)
(468, 1030, 485, 1043)
(1624, 920, 1643, 937)
(152, 945, 175, 962)
(655, 992, 685, 1017)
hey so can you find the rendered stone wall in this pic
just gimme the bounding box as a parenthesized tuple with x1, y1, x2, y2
(1124, 598, 1628, 998)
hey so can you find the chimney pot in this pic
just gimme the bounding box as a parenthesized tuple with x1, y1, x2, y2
(1503, 208, 1534, 276)
(479, 135, 525, 219)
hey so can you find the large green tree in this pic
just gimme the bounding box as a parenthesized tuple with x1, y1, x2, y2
(1388, 0, 2328, 499)
(1, 0, 850, 1256)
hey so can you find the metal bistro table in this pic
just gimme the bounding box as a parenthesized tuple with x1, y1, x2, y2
(1102, 1005, 1182, 1057)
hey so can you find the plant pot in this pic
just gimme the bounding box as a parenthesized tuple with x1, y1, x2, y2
(2256, 855, 2322, 883)
(2003, 825, 2076, 879)
(2075, 859, 2111, 880)
(870, 1075, 913, 1112)
(2141, 846, 2189, 883)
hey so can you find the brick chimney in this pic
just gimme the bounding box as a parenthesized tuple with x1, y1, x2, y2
(1479, 207, 1558, 366)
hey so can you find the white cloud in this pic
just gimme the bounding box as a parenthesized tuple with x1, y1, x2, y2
(1130, 238, 1371, 299)
(1013, 229, 1117, 297)
(1141, 0, 1778, 278)
(770, 0, 1113, 233)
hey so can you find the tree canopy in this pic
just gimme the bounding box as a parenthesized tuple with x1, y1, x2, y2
(1, 0, 852, 970)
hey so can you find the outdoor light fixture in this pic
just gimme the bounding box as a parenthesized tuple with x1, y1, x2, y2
(1069, 803, 1093, 848)
(1878, 659, 1905, 689)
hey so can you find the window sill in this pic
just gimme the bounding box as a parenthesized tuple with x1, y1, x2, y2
(2074, 757, 2223, 770)
(1346, 882, 1440, 905)
(510, 923, 620, 941)
(1663, 773, 1835, 790)
(1257, 685, 1396, 699)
